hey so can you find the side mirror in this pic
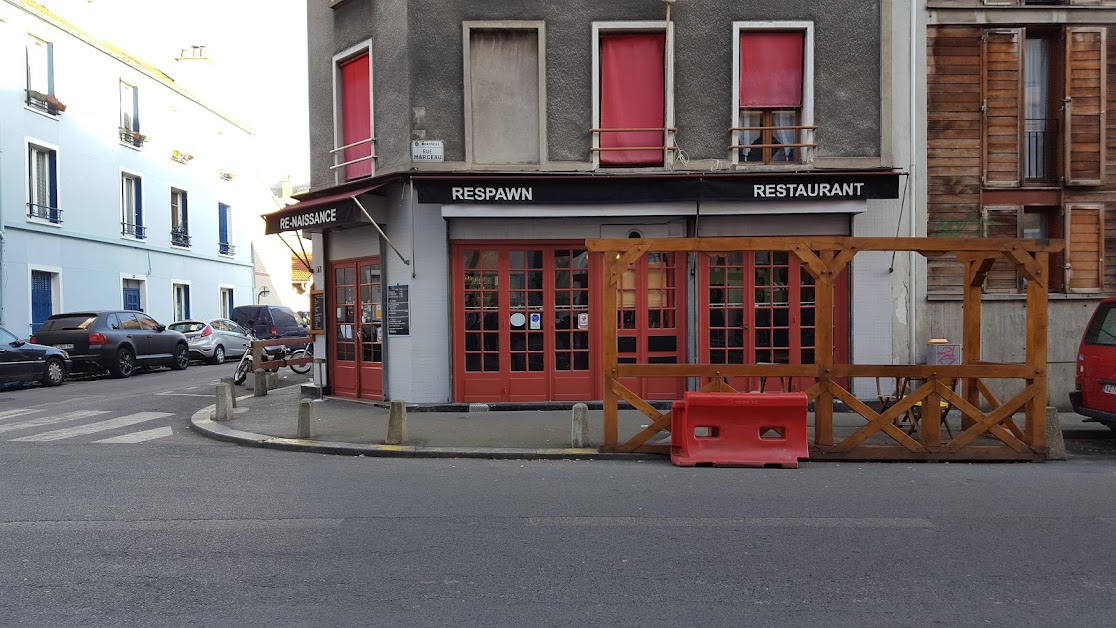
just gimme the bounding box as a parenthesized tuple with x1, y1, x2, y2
(155, 324, 166, 332)
(10, 340, 24, 348)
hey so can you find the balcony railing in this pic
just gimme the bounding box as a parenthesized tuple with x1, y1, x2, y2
(731, 124, 818, 165)
(171, 229, 192, 248)
(25, 89, 65, 115)
(1024, 118, 1057, 181)
(219, 242, 236, 256)
(122, 222, 146, 239)
(27, 203, 62, 224)
(119, 128, 146, 147)
(589, 127, 679, 167)
(329, 137, 376, 185)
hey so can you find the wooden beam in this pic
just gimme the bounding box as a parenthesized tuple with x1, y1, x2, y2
(1006, 244, 1045, 286)
(829, 381, 927, 453)
(615, 363, 1036, 379)
(602, 250, 619, 451)
(947, 384, 1038, 451)
(1026, 252, 1049, 449)
(790, 244, 827, 279)
(815, 271, 835, 446)
(585, 237, 1064, 254)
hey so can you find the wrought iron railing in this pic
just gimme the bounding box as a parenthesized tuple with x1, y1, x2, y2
(1024, 118, 1056, 181)
(731, 124, 818, 164)
(219, 242, 236, 256)
(25, 89, 64, 115)
(119, 128, 146, 147)
(122, 222, 146, 239)
(330, 137, 376, 185)
(171, 229, 192, 247)
(27, 203, 62, 224)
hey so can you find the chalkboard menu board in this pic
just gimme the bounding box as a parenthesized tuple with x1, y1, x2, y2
(387, 284, 410, 336)
(309, 290, 325, 334)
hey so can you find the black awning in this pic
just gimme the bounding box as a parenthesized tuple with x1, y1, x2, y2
(263, 183, 385, 234)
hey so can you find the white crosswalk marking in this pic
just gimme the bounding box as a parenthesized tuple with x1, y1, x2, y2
(94, 426, 173, 444)
(0, 408, 43, 422)
(10, 412, 173, 442)
(0, 410, 109, 435)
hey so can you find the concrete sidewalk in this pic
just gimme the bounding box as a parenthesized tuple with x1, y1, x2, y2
(188, 379, 1114, 460)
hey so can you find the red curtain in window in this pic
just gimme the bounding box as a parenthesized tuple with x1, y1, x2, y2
(600, 33, 665, 166)
(739, 32, 804, 108)
(340, 53, 372, 180)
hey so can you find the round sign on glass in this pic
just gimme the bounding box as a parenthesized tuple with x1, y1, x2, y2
(510, 313, 526, 327)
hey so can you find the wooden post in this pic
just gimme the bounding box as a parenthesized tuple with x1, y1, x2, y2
(814, 254, 835, 446)
(602, 250, 620, 451)
(961, 256, 990, 429)
(1025, 251, 1049, 449)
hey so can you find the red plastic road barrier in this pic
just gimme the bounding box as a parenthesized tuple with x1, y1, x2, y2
(670, 391, 809, 468)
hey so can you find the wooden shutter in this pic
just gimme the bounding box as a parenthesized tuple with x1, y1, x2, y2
(982, 29, 1024, 188)
(1066, 204, 1105, 293)
(982, 205, 1021, 293)
(1064, 27, 1107, 186)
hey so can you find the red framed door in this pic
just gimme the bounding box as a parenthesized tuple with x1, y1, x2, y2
(453, 244, 597, 403)
(699, 251, 849, 393)
(329, 256, 383, 400)
(616, 251, 686, 400)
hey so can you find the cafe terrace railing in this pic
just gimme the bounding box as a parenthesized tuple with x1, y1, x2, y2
(586, 236, 1064, 462)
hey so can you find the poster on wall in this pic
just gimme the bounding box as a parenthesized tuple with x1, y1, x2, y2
(309, 290, 325, 334)
(387, 284, 410, 336)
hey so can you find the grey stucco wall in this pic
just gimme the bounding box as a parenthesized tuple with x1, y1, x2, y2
(923, 299, 1102, 411)
(308, 0, 882, 188)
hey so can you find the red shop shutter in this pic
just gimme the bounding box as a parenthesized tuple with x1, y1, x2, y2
(739, 31, 804, 108)
(600, 33, 665, 166)
(340, 53, 372, 180)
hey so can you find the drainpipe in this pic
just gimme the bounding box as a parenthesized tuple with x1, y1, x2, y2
(908, 0, 919, 363)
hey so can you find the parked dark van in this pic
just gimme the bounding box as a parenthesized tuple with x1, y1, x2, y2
(1070, 297, 1116, 431)
(30, 310, 189, 378)
(231, 305, 308, 339)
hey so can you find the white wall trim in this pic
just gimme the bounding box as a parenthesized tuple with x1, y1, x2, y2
(730, 21, 815, 166)
(27, 264, 63, 335)
(332, 38, 375, 183)
(462, 21, 548, 166)
(119, 273, 148, 312)
(590, 20, 675, 170)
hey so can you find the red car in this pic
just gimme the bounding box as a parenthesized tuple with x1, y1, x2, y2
(1071, 297, 1116, 431)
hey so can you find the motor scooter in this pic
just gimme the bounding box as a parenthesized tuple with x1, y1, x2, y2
(232, 331, 312, 384)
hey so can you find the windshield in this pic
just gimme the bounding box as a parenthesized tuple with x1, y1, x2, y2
(169, 322, 205, 333)
(270, 307, 300, 327)
(39, 314, 97, 331)
(0, 327, 18, 344)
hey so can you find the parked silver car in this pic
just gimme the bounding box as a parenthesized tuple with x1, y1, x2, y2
(168, 318, 251, 365)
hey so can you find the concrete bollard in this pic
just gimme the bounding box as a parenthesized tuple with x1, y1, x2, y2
(297, 399, 314, 439)
(386, 400, 407, 445)
(571, 403, 589, 448)
(253, 369, 268, 397)
(1045, 406, 1067, 461)
(266, 372, 279, 390)
(214, 383, 234, 421)
(220, 377, 237, 407)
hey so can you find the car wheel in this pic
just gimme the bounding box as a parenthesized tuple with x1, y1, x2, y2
(41, 357, 66, 387)
(171, 344, 189, 370)
(209, 345, 226, 365)
(111, 347, 135, 378)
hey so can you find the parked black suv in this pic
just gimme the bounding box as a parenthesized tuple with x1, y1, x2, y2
(31, 311, 189, 378)
(231, 305, 308, 339)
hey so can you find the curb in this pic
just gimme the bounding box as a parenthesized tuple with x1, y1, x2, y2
(188, 404, 662, 461)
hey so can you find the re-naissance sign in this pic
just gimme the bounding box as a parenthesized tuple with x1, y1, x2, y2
(279, 208, 337, 231)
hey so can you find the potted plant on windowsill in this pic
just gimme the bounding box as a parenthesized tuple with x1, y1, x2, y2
(45, 94, 66, 112)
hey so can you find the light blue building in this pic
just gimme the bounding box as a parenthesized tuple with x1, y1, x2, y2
(0, 0, 257, 337)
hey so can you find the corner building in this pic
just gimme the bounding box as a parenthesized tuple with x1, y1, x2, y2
(280, 0, 908, 404)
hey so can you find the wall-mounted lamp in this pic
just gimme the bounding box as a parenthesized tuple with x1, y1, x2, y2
(257, 286, 271, 304)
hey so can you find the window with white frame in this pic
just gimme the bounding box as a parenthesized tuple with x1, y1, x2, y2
(170, 189, 190, 247)
(173, 283, 191, 321)
(27, 143, 60, 223)
(733, 22, 814, 165)
(121, 173, 145, 239)
(25, 36, 54, 112)
(220, 287, 235, 318)
(592, 22, 673, 168)
(463, 23, 546, 165)
(120, 81, 142, 146)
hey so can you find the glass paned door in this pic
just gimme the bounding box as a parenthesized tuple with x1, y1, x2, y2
(616, 252, 685, 400)
(330, 257, 383, 400)
(507, 249, 548, 400)
(358, 259, 383, 399)
(552, 249, 592, 399)
(331, 263, 358, 397)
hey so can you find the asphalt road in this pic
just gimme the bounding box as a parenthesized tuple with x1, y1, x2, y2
(1, 365, 1115, 627)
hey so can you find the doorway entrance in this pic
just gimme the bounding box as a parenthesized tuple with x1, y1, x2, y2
(329, 256, 383, 399)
